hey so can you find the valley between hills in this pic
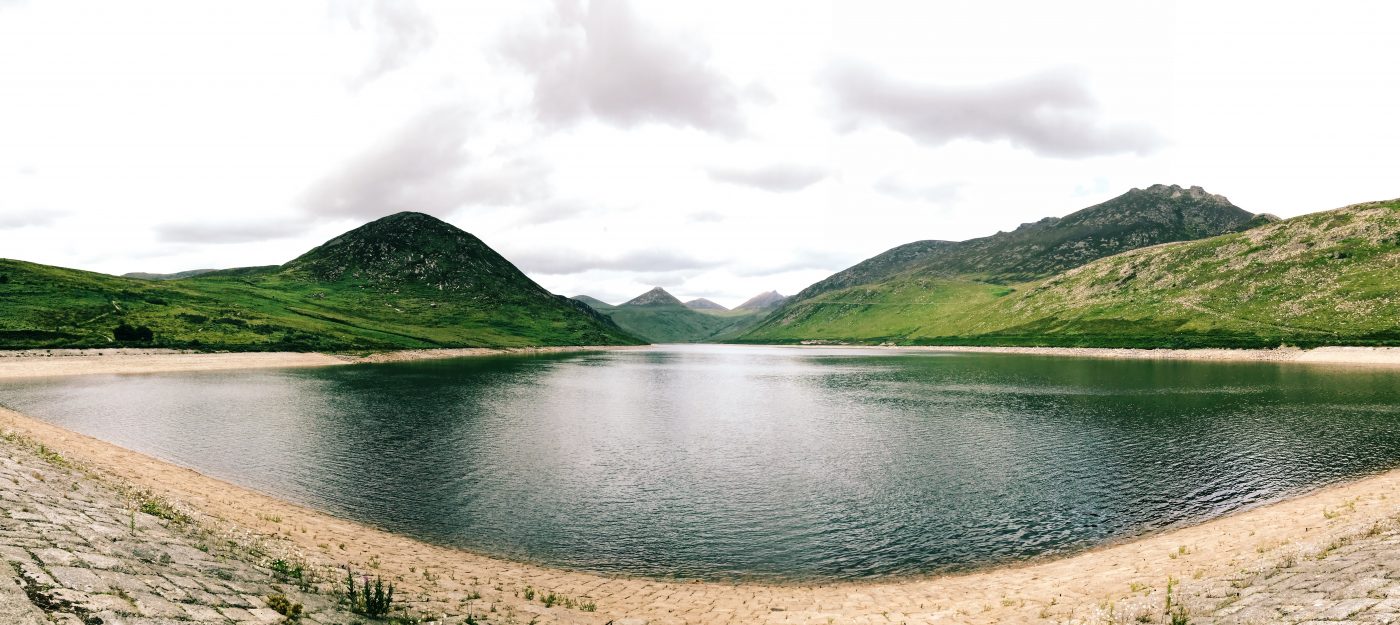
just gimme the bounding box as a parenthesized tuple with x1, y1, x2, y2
(3, 183, 1400, 351)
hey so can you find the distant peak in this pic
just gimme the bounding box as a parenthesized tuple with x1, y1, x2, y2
(623, 287, 683, 307)
(735, 290, 787, 311)
(684, 298, 728, 311)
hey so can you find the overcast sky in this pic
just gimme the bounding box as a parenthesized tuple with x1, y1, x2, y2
(2, 1, 1397, 307)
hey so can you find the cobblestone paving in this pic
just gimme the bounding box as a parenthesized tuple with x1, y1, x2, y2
(0, 437, 359, 624)
(1068, 519, 1400, 625)
(1193, 526, 1400, 625)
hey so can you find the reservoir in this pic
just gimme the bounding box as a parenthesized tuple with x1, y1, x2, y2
(4, 345, 1400, 581)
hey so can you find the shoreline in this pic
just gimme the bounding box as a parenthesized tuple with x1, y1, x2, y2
(0, 345, 638, 380)
(2, 347, 1400, 621)
(4, 403, 1398, 623)
(6, 343, 1400, 383)
(779, 343, 1400, 367)
(918, 344, 1400, 366)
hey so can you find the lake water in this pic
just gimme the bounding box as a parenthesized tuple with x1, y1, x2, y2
(4, 345, 1400, 581)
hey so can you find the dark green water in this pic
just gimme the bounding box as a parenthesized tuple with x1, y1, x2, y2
(4, 345, 1400, 581)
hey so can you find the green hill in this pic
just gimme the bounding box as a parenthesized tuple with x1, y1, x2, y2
(122, 269, 218, 280)
(0, 212, 642, 351)
(741, 196, 1400, 348)
(789, 185, 1261, 300)
(584, 287, 732, 343)
(573, 288, 778, 343)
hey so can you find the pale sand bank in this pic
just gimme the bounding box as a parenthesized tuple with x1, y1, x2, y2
(781, 343, 1400, 367)
(0, 345, 633, 380)
(910, 345, 1400, 366)
(3, 345, 1400, 622)
(5, 344, 1400, 383)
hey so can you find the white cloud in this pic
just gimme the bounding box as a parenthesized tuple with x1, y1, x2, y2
(826, 63, 1163, 158)
(512, 248, 722, 275)
(154, 218, 309, 244)
(874, 179, 961, 203)
(0, 208, 63, 229)
(330, 0, 436, 87)
(707, 164, 827, 192)
(499, 0, 744, 134)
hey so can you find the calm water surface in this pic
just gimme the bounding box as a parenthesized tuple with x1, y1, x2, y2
(4, 345, 1400, 581)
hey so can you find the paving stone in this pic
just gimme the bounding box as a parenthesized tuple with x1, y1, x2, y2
(130, 590, 187, 618)
(12, 558, 57, 587)
(31, 546, 79, 567)
(1316, 598, 1380, 620)
(53, 589, 138, 615)
(0, 569, 47, 625)
(217, 606, 257, 621)
(47, 565, 106, 592)
(181, 603, 229, 621)
(79, 550, 129, 570)
(99, 570, 154, 595)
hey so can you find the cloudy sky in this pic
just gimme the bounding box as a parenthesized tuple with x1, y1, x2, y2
(2, 1, 1397, 306)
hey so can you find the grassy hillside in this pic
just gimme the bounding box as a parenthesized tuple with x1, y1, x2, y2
(122, 269, 217, 280)
(784, 185, 1261, 306)
(741, 199, 1400, 348)
(0, 213, 642, 351)
(602, 304, 738, 343)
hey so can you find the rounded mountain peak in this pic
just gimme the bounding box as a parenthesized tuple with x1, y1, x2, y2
(281, 211, 544, 296)
(624, 287, 683, 307)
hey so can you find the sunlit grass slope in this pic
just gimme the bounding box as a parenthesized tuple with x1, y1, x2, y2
(0, 213, 642, 351)
(742, 198, 1400, 348)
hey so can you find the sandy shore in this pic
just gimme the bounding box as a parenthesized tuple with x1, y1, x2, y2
(903, 345, 1400, 367)
(3, 346, 1400, 622)
(6, 343, 1400, 383)
(0, 345, 633, 380)
(775, 342, 1400, 367)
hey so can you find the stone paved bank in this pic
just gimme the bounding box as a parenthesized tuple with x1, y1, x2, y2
(1192, 523, 1400, 625)
(0, 433, 362, 624)
(8, 417, 1400, 625)
(1084, 518, 1400, 625)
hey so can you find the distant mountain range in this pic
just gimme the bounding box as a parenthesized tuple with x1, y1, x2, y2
(122, 269, 218, 281)
(0, 212, 640, 350)
(572, 288, 786, 343)
(740, 184, 1400, 347)
(7, 184, 1400, 352)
